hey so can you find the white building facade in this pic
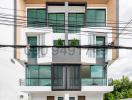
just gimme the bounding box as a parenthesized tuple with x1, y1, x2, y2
(0, 0, 119, 100)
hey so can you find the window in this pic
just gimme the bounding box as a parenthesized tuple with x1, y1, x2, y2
(26, 65, 51, 86)
(91, 65, 104, 78)
(81, 66, 91, 78)
(58, 97, 64, 100)
(68, 13, 84, 33)
(52, 65, 81, 90)
(27, 36, 37, 58)
(69, 97, 75, 100)
(81, 65, 107, 86)
(96, 36, 105, 59)
(27, 9, 46, 27)
(86, 9, 106, 27)
(48, 13, 65, 33)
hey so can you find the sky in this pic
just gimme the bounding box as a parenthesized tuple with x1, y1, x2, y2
(108, 0, 132, 80)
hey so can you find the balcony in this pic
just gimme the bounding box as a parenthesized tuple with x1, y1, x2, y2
(52, 48, 81, 64)
(19, 78, 113, 93)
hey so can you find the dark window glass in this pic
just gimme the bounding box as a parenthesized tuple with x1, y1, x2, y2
(27, 9, 46, 27)
(48, 13, 65, 33)
(68, 13, 84, 33)
(96, 36, 105, 59)
(86, 9, 106, 27)
(52, 65, 81, 90)
(58, 97, 64, 100)
(27, 36, 37, 58)
(81, 66, 91, 78)
(69, 97, 75, 100)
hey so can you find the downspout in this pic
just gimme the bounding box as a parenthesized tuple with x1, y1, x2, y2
(116, 0, 119, 58)
(14, 0, 17, 59)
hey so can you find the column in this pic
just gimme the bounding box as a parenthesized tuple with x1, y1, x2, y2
(65, 2, 68, 46)
(64, 93, 69, 100)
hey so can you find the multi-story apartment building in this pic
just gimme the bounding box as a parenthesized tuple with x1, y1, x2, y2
(16, 0, 119, 100)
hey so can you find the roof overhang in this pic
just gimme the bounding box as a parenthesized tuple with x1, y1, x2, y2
(24, 0, 109, 4)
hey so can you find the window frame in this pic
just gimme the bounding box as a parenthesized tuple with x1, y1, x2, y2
(26, 7, 47, 27)
(96, 36, 106, 59)
(48, 13, 65, 33)
(68, 13, 85, 33)
(90, 65, 104, 78)
(86, 7, 107, 27)
(27, 36, 37, 58)
(26, 65, 51, 86)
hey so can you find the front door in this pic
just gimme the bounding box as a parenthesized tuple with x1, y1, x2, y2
(47, 96, 54, 100)
(78, 96, 85, 100)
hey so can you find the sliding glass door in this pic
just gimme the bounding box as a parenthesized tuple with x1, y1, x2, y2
(52, 65, 81, 91)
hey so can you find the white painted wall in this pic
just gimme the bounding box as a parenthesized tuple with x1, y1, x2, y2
(0, 57, 27, 100)
(0, 0, 28, 100)
(28, 92, 105, 100)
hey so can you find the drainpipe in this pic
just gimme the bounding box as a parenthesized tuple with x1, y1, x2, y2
(116, 0, 119, 58)
(14, 0, 17, 59)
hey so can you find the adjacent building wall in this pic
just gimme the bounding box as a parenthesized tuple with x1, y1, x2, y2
(0, 0, 27, 100)
(16, 0, 26, 59)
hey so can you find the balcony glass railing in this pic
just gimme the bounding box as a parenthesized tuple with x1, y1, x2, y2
(26, 79, 51, 86)
(81, 78, 107, 86)
(19, 78, 107, 86)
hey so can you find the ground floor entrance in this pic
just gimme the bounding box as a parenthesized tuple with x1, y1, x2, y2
(29, 92, 104, 100)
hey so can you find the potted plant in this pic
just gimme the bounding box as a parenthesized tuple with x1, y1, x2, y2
(69, 38, 79, 46)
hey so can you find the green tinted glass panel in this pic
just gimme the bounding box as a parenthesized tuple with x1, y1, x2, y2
(48, 13, 65, 33)
(96, 37, 105, 58)
(81, 78, 107, 86)
(91, 65, 103, 78)
(96, 10, 106, 26)
(68, 14, 76, 33)
(86, 10, 96, 26)
(28, 36, 37, 58)
(26, 65, 51, 86)
(27, 65, 39, 78)
(27, 9, 46, 27)
(39, 79, 51, 86)
(68, 13, 84, 33)
(39, 66, 51, 78)
(86, 9, 106, 27)
(37, 9, 46, 27)
(26, 79, 39, 86)
(27, 9, 36, 27)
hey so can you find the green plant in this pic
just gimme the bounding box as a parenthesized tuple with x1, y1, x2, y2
(104, 76, 132, 100)
(69, 38, 79, 46)
(55, 39, 64, 46)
